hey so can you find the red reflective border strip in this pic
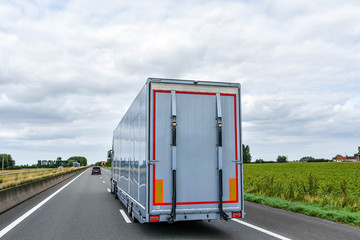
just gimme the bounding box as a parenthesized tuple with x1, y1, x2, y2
(152, 91, 156, 205)
(233, 94, 239, 202)
(153, 91, 239, 205)
(153, 90, 171, 205)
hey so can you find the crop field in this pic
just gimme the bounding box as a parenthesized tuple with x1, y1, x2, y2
(0, 167, 87, 190)
(244, 162, 360, 212)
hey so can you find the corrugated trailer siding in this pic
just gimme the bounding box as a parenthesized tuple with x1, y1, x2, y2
(113, 84, 148, 207)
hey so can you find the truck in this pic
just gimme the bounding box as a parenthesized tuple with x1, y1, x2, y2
(109, 78, 244, 223)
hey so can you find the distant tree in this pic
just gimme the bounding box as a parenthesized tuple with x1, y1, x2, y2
(8, 155, 15, 167)
(106, 151, 112, 167)
(0, 154, 16, 169)
(255, 159, 264, 163)
(0, 154, 9, 169)
(242, 144, 252, 163)
(105, 159, 112, 167)
(95, 161, 102, 166)
(276, 155, 288, 163)
(67, 160, 74, 167)
(299, 156, 315, 162)
(358, 146, 360, 156)
(67, 156, 87, 166)
(308, 158, 330, 162)
(37, 160, 42, 168)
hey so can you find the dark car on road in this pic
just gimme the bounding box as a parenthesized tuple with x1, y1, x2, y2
(91, 166, 101, 175)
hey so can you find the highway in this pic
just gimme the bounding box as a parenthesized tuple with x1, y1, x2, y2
(1, 168, 359, 240)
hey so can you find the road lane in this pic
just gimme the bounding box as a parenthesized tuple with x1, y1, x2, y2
(0, 168, 277, 239)
(1, 167, 359, 240)
(0, 170, 87, 238)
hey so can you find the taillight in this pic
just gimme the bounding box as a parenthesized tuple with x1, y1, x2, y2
(149, 215, 160, 222)
(232, 212, 242, 218)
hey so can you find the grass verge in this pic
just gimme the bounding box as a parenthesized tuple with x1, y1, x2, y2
(245, 192, 360, 227)
(0, 167, 88, 190)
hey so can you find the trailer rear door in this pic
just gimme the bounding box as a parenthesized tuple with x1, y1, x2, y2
(150, 83, 242, 218)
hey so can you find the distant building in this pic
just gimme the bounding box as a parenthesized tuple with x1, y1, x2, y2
(335, 155, 359, 162)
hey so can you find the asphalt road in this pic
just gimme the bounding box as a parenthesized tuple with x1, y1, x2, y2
(1, 168, 359, 240)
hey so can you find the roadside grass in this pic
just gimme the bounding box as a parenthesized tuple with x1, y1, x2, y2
(245, 192, 360, 227)
(0, 167, 87, 190)
(0, 168, 51, 175)
(244, 162, 360, 212)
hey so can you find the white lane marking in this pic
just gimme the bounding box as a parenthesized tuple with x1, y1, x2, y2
(102, 181, 105, 183)
(119, 209, 132, 223)
(231, 219, 292, 240)
(0, 169, 89, 238)
(107, 188, 111, 192)
(100, 177, 102, 179)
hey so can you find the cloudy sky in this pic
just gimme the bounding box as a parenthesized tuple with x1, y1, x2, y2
(1, 0, 359, 165)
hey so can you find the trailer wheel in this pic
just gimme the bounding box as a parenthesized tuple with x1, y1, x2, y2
(114, 186, 118, 199)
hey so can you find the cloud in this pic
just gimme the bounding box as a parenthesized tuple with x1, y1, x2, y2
(0, 0, 359, 164)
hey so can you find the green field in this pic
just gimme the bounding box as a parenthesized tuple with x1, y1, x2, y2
(244, 162, 360, 225)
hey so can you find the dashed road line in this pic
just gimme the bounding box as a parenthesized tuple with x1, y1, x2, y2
(231, 219, 291, 240)
(102, 181, 105, 183)
(107, 188, 111, 192)
(119, 209, 132, 223)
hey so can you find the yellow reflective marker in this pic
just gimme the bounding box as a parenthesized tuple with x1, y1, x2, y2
(155, 179, 163, 203)
(229, 178, 236, 201)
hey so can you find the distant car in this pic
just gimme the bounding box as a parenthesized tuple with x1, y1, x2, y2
(58, 166, 64, 169)
(92, 166, 101, 175)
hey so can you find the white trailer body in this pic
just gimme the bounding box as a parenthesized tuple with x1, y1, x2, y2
(110, 78, 244, 223)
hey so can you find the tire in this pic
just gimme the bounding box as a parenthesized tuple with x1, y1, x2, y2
(114, 186, 118, 199)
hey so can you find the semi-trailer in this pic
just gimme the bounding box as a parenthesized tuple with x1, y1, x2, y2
(110, 78, 244, 223)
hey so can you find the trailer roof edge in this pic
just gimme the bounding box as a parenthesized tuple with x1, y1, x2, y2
(147, 77, 241, 88)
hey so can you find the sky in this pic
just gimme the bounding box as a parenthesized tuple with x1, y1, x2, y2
(0, 0, 359, 165)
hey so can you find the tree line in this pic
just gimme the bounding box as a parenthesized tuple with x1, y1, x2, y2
(0, 154, 15, 169)
(37, 156, 87, 168)
(242, 145, 360, 163)
(0, 154, 88, 170)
